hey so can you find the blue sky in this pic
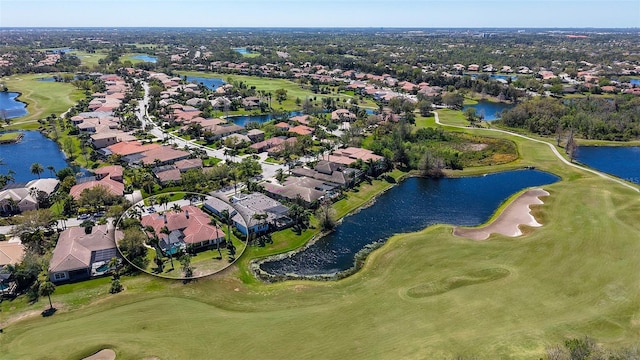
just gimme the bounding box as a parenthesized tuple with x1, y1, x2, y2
(1, 0, 638, 28)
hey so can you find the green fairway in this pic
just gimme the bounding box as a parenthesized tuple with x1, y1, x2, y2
(2, 109, 640, 358)
(178, 71, 378, 111)
(0, 73, 85, 129)
(68, 50, 107, 68)
(0, 132, 22, 142)
(2, 173, 640, 358)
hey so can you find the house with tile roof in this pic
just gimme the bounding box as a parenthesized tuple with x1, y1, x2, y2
(49, 225, 121, 283)
(141, 205, 225, 254)
(0, 178, 60, 213)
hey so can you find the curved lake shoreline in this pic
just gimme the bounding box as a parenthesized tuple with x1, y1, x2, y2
(0, 91, 29, 119)
(255, 169, 559, 282)
(0, 130, 84, 182)
(575, 146, 640, 184)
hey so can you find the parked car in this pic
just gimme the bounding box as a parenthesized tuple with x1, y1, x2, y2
(147, 206, 156, 213)
(77, 213, 91, 220)
(93, 211, 105, 218)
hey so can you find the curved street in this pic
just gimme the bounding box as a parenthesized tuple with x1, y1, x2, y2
(433, 111, 640, 193)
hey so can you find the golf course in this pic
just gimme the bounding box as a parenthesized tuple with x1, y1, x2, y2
(0, 73, 85, 129)
(1, 110, 639, 359)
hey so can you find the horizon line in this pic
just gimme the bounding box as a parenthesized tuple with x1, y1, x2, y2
(1, 26, 639, 30)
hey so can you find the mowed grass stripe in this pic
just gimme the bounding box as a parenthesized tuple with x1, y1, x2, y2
(2, 175, 640, 359)
(1, 73, 85, 128)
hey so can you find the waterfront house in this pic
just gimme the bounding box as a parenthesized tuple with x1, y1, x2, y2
(204, 193, 291, 236)
(0, 178, 60, 213)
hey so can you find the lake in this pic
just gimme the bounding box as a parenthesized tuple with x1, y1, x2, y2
(630, 79, 640, 86)
(131, 54, 157, 63)
(260, 169, 559, 278)
(575, 146, 640, 184)
(462, 100, 514, 121)
(0, 131, 75, 182)
(186, 76, 226, 90)
(0, 92, 28, 119)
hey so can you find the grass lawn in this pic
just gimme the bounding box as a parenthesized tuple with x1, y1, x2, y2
(177, 71, 377, 111)
(0, 73, 85, 129)
(0, 132, 22, 142)
(2, 124, 640, 357)
(67, 50, 107, 68)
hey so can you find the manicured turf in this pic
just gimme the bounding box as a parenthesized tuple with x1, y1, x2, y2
(67, 50, 107, 68)
(1, 116, 640, 358)
(0, 132, 22, 142)
(0, 73, 85, 129)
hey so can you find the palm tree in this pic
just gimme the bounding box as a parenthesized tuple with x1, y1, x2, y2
(30, 163, 44, 179)
(39, 281, 56, 310)
(157, 194, 170, 210)
(171, 203, 182, 213)
(160, 225, 174, 269)
(219, 209, 233, 255)
(46, 165, 56, 178)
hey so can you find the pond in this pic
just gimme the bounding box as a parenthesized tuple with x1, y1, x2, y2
(186, 76, 226, 90)
(233, 48, 252, 55)
(260, 169, 559, 278)
(462, 100, 514, 121)
(0, 92, 28, 119)
(0, 131, 80, 182)
(630, 79, 640, 86)
(228, 111, 304, 127)
(131, 54, 157, 63)
(575, 146, 640, 184)
(464, 73, 518, 82)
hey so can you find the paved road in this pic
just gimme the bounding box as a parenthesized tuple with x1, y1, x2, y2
(433, 111, 640, 193)
(135, 81, 288, 180)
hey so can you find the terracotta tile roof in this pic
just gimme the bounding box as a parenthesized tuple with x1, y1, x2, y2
(139, 146, 191, 165)
(155, 168, 182, 183)
(70, 177, 125, 200)
(0, 242, 25, 266)
(49, 225, 120, 273)
(107, 141, 161, 156)
(141, 206, 224, 245)
(289, 125, 314, 136)
(94, 165, 124, 180)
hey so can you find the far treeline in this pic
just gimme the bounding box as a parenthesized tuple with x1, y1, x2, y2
(497, 95, 640, 141)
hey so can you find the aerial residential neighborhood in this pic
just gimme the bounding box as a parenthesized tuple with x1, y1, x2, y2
(0, 2, 640, 358)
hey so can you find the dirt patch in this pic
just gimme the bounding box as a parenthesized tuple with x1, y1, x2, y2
(464, 143, 489, 151)
(453, 188, 549, 241)
(83, 349, 116, 360)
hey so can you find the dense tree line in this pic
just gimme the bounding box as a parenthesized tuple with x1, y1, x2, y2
(366, 121, 517, 175)
(498, 96, 640, 141)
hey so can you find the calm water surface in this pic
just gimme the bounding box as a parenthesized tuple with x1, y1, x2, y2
(0, 92, 28, 119)
(576, 146, 640, 184)
(462, 100, 514, 121)
(261, 169, 559, 277)
(0, 131, 73, 182)
(131, 55, 157, 63)
(186, 76, 226, 90)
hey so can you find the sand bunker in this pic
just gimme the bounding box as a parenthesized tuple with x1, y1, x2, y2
(453, 188, 549, 240)
(83, 349, 116, 360)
